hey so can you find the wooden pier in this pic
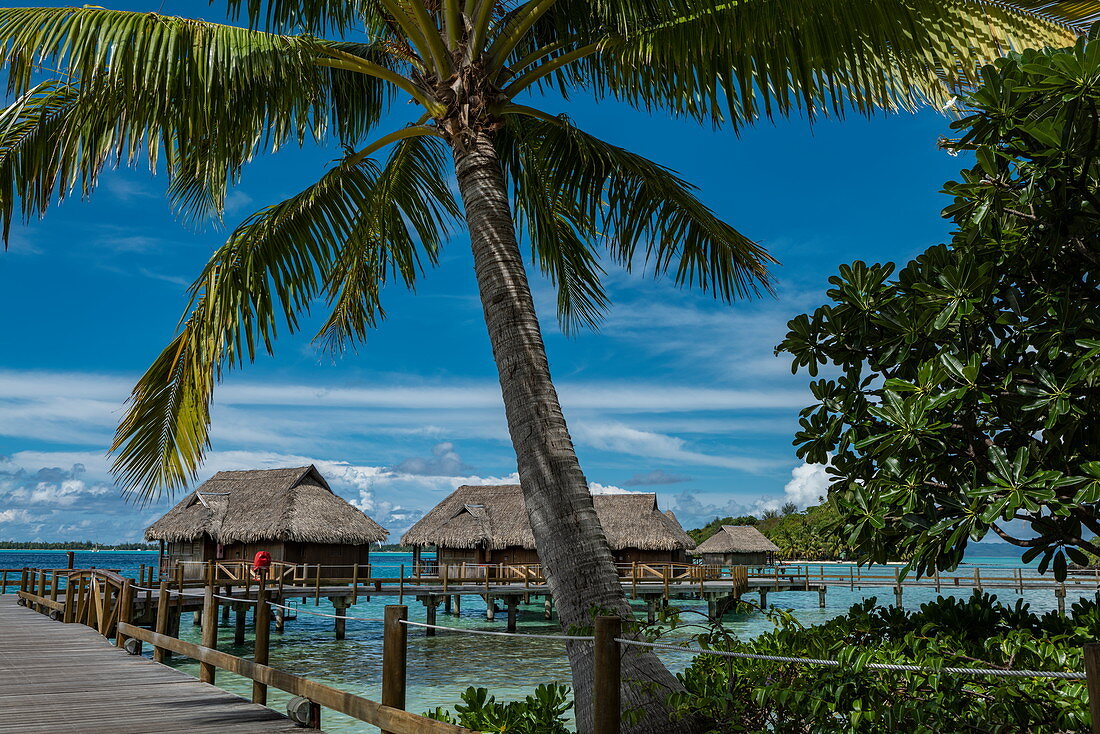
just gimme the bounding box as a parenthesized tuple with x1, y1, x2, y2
(0, 594, 318, 734)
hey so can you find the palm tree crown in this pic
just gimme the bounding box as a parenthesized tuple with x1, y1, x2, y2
(2, 3, 1097, 731)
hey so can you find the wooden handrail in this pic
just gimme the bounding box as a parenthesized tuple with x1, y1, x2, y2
(117, 623, 475, 734)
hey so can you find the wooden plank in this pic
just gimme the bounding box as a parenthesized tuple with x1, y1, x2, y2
(0, 598, 317, 733)
(120, 623, 475, 734)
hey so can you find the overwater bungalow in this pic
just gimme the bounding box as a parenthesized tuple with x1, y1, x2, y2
(691, 525, 780, 566)
(402, 484, 694, 574)
(145, 465, 388, 578)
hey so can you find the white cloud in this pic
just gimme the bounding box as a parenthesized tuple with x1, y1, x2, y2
(224, 190, 255, 215)
(588, 482, 631, 495)
(622, 469, 692, 486)
(390, 441, 474, 476)
(781, 461, 832, 507)
(0, 509, 37, 523)
(573, 422, 779, 473)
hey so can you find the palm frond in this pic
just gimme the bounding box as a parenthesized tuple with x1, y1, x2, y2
(500, 114, 775, 325)
(317, 133, 460, 349)
(112, 135, 458, 495)
(497, 121, 610, 332)
(516, 0, 1092, 127)
(220, 0, 382, 35)
(0, 7, 395, 229)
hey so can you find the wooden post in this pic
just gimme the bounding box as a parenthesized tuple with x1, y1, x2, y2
(594, 616, 622, 734)
(253, 577, 270, 705)
(399, 564, 405, 605)
(234, 603, 247, 646)
(200, 584, 219, 684)
(75, 574, 87, 626)
(424, 597, 437, 637)
(154, 581, 170, 663)
(222, 586, 232, 622)
(663, 566, 670, 600)
(333, 597, 347, 640)
(818, 586, 826, 608)
(116, 580, 134, 648)
(1086, 644, 1100, 734)
(382, 605, 408, 734)
(50, 570, 60, 603)
(975, 568, 982, 591)
(631, 562, 638, 599)
(314, 564, 322, 605)
(63, 574, 76, 623)
(36, 570, 46, 613)
(351, 563, 360, 606)
(506, 596, 518, 633)
(66, 551, 75, 570)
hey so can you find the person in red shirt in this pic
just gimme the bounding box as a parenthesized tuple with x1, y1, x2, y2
(251, 550, 272, 580)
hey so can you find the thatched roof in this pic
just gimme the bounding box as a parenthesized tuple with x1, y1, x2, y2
(145, 466, 388, 545)
(691, 525, 779, 554)
(401, 485, 695, 551)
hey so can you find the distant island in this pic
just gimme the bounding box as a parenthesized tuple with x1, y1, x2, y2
(0, 540, 158, 551)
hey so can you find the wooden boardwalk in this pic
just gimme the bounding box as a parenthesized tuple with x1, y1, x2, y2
(0, 596, 320, 734)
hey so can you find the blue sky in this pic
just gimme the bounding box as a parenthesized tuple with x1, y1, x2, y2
(0, 1, 968, 542)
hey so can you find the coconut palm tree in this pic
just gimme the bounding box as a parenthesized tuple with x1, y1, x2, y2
(0, 1, 1095, 730)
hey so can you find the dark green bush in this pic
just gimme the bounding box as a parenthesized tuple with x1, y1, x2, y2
(669, 592, 1095, 733)
(425, 682, 573, 733)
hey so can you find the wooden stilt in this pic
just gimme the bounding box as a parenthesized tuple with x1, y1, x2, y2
(333, 597, 347, 640)
(234, 604, 246, 646)
(253, 577, 270, 705)
(424, 597, 437, 637)
(506, 596, 518, 633)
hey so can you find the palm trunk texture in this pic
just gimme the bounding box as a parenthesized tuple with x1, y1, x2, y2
(451, 130, 700, 734)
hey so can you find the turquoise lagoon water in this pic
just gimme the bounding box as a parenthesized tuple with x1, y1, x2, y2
(1, 549, 1086, 732)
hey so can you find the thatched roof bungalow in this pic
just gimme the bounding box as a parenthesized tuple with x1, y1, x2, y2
(401, 485, 694, 571)
(146, 466, 388, 578)
(691, 525, 780, 566)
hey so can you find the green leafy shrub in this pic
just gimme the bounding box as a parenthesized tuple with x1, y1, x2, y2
(669, 592, 1095, 732)
(425, 682, 573, 733)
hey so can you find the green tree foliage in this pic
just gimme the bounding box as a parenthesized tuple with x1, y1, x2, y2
(690, 503, 854, 560)
(0, 540, 156, 550)
(778, 38, 1100, 579)
(670, 592, 1093, 733)
(688, 516, 760, 544)
(425, 683, 573, 734)
(760, 502, 854, 561)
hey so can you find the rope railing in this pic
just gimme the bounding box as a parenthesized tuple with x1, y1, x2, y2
(612, 638, 1085, 679)
(267, 601, 385, 623)
(400, 618, 592, 641)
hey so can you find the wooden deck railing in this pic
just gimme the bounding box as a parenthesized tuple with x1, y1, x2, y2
(13, 569, 476, 734)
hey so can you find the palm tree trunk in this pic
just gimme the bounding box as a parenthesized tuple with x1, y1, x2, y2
(450, 129, 699, 734)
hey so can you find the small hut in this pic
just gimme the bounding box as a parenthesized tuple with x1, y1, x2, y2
(146, 465, 388, 578)
(401, 484, 694, 573)
(691, 525, 780, 566)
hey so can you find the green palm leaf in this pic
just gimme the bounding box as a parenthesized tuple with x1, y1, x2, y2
(112, 139, 457, 493)
(0, 7, 395, 228)
(501, 114, 775, 328)
(516, 0, 1092, 126)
